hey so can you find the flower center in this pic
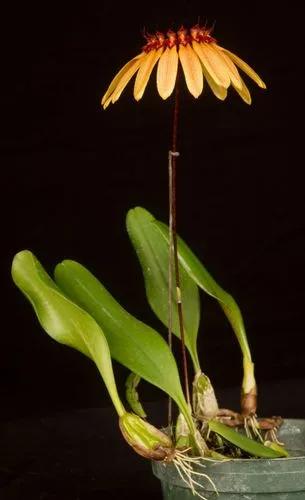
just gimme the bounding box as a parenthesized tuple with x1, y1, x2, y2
(143, 25, 216, 52)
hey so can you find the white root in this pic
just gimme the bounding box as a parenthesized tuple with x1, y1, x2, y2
(267, 428, 284, 446)
(244, 416, 251, 438)
(171, 449, 219, 499)
(243, 415, 265, 444)
(249, 415, 264, 443)
(174, 459, 197, 497)
(175, 449, 221, 466)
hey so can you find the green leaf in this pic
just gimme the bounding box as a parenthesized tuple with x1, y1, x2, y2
(126, 207, 201, 372)
(54, 259, 193, 431)
(11, 251, 125, 417)
(209, 421, 288, 458)
(264, 441, 289, 458)
(154, 218, 251, 361)
(125, 373, 147, 418)
(146, 209, 256, 396)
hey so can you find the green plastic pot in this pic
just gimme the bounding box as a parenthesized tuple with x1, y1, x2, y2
(152, 419, 305, 499)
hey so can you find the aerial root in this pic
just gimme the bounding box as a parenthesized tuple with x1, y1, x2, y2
(264, 428, 284, 446)
(172, 449, 218, 499)
(216, 410, 283, 441)
(244, 414, 264, 443)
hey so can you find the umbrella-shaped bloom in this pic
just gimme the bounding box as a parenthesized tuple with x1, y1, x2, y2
(102, 25, 266, 109)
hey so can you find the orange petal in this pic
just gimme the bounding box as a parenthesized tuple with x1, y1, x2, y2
(192, 41, 223, 87)
(212, 44, 243, 90)
(134, 48, 163, 101)
(103, 95, 113, 110)
(178, 44, 203, 98)
(202, 66, 227, 101)
(232, 76, 252, 105)
(219, 47, 266, 89)
(197, 43, 231, 89)
(157, 46, 179, 100)
(101, 54, 144, 107)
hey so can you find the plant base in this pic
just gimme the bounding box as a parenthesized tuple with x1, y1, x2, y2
(152, 419, 305, 499)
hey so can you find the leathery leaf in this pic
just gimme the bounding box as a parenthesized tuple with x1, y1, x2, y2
(153, 217, 251, 361)
(209, 421, 289, 458)
(150, 210, 256, 396)
(126, 207, 201, 372)
(54, 259, 193, 431)
(11, 250, 125, 417)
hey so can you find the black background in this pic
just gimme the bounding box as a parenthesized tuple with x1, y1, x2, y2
(1, 1, 305, 498)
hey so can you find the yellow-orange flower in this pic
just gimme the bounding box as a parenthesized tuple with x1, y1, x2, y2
(102, 26, 266, 109)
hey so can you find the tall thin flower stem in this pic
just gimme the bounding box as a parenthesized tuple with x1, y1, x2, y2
(168, 85, 191, 411)
(168, 149, 174, 426)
